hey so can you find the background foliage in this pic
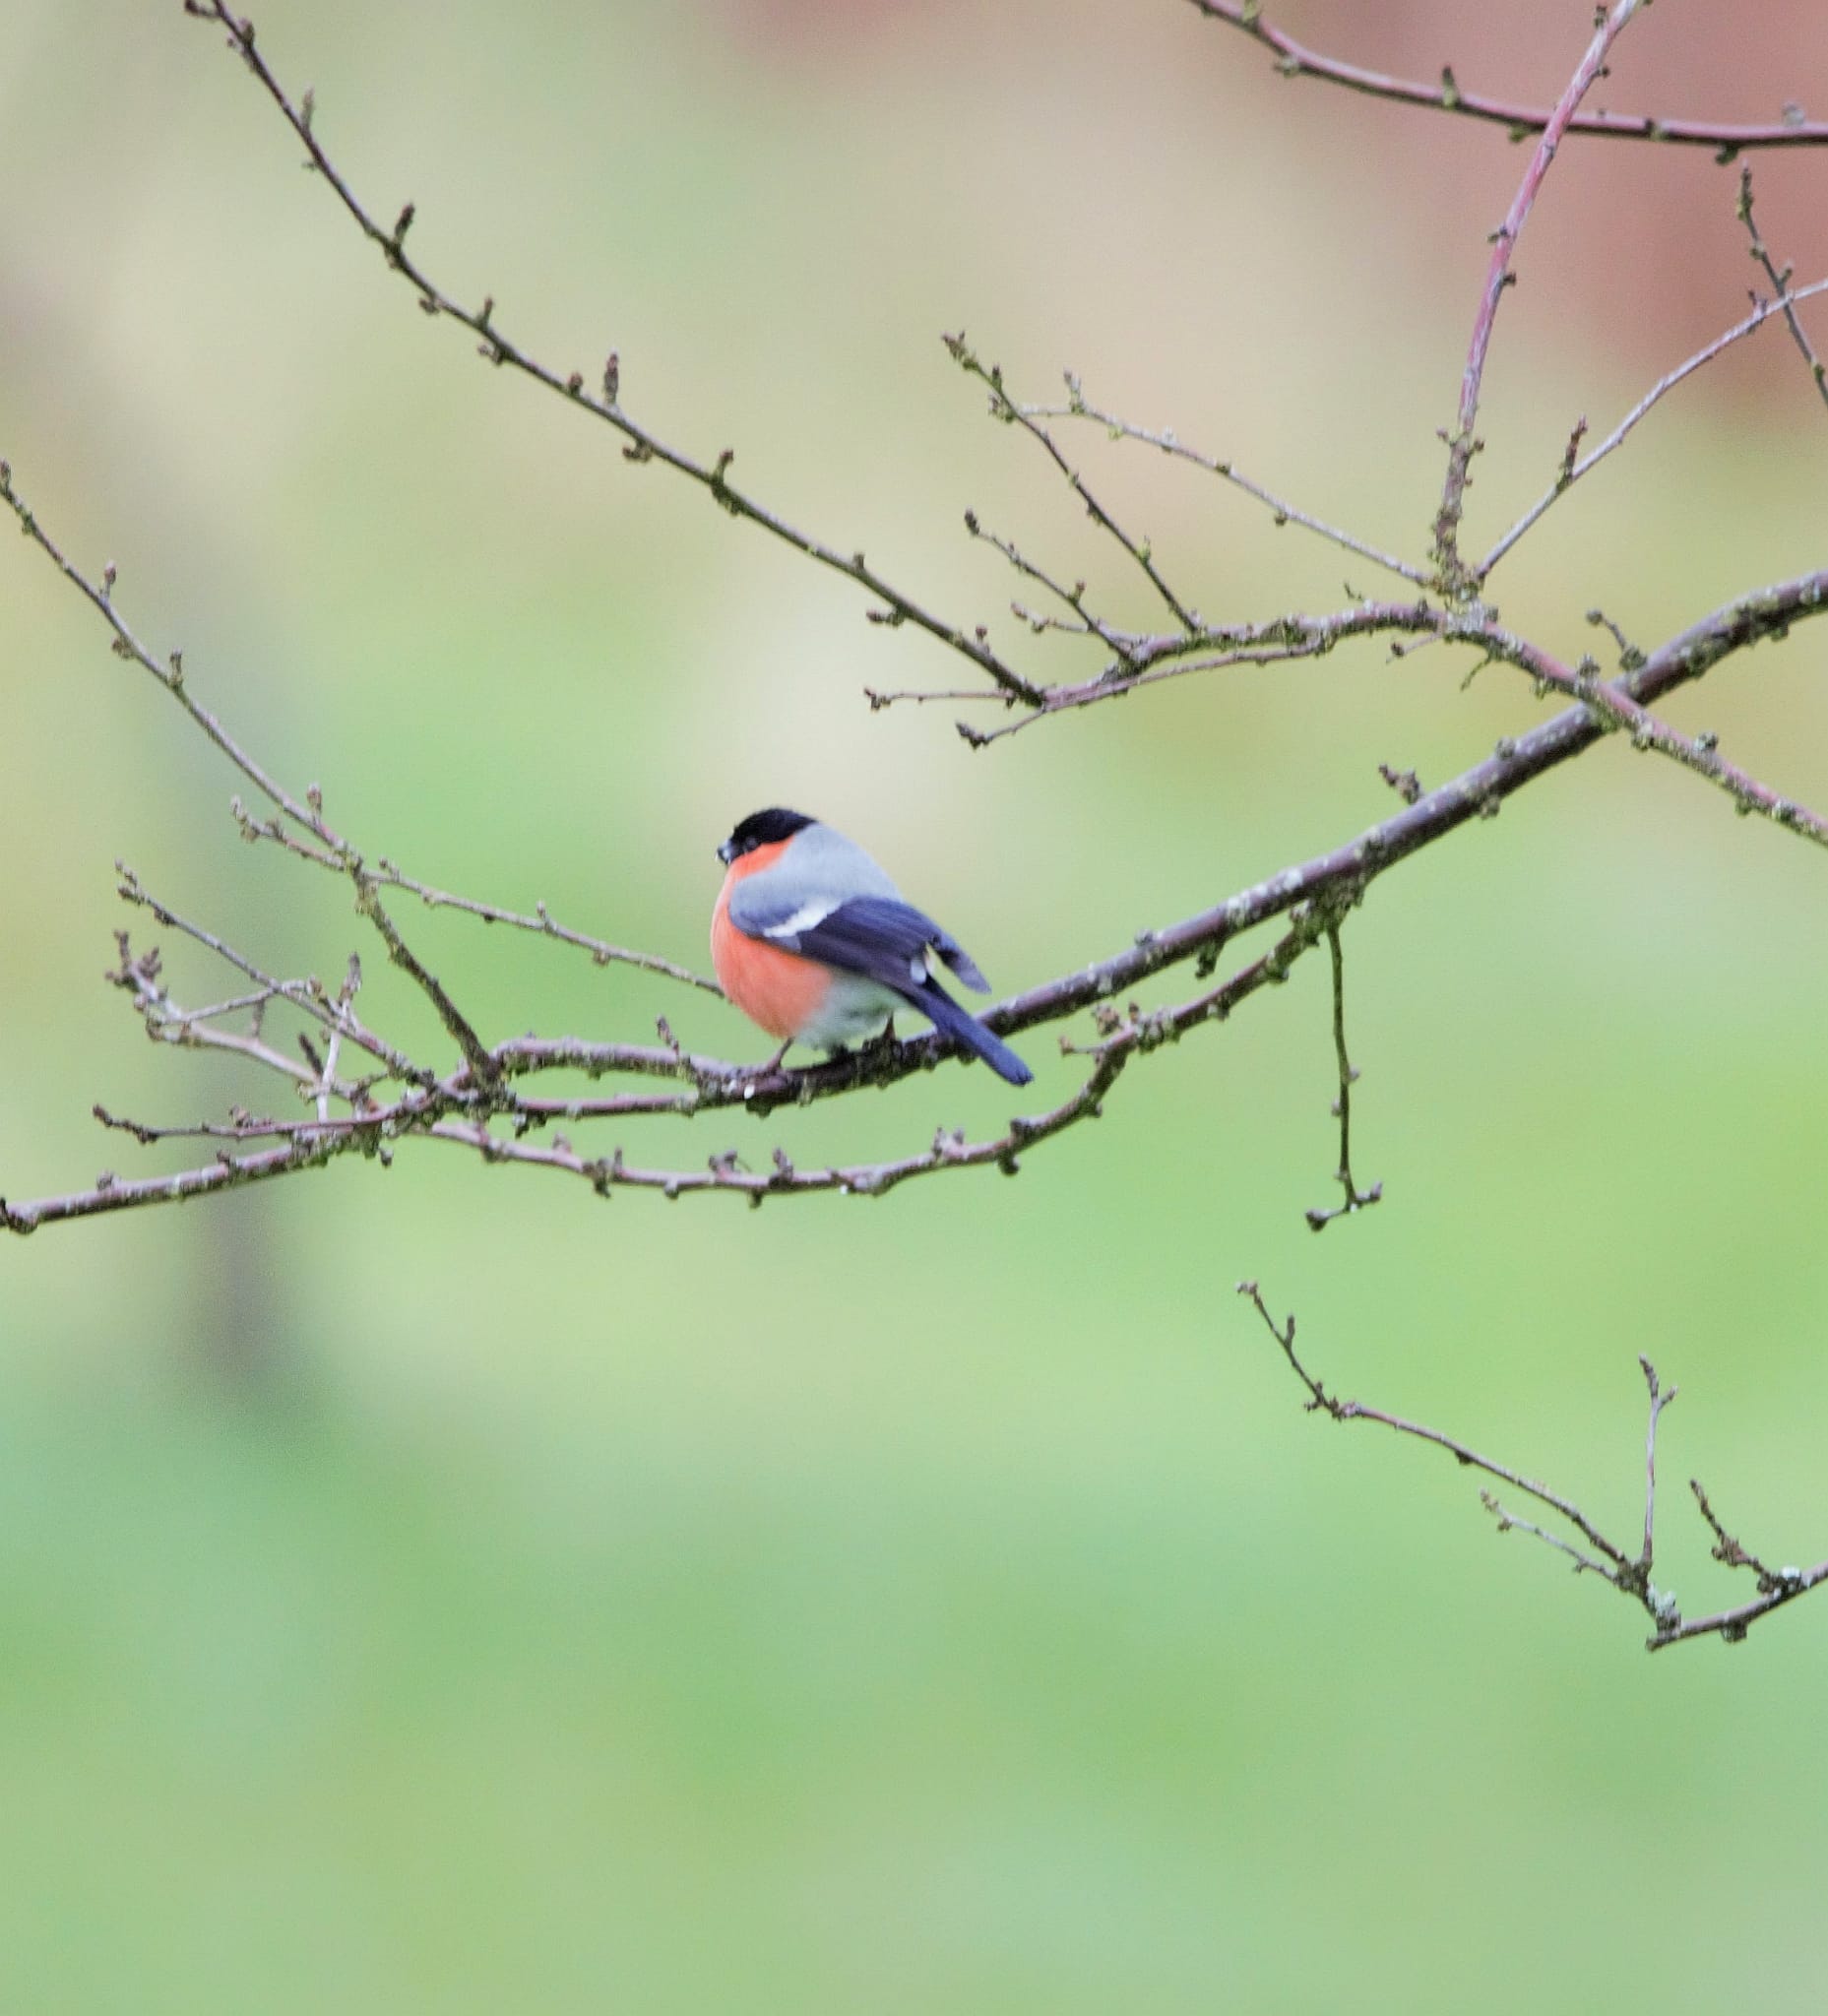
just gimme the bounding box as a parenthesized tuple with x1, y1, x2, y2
(3, 1, 1826, 2006)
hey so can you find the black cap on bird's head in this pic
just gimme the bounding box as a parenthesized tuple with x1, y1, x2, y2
(717, 807, 815, 865)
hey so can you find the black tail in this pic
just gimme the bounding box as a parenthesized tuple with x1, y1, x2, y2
(914, 982, 1033, 1087)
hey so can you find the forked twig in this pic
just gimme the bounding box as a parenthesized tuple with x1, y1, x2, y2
(1025, 379, 1430, 588)
(1240, 1286, 1827, 1651)
(1435, 0, 1647, 587)
(946, 337, 1199, 633)
(1481, 277, 1828, 574)
(1736, 164, 1828, 412)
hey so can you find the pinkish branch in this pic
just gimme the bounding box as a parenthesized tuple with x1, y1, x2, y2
(1471, 614, 1828, 850)
(1736, 164, 1828, 413)
(1434, 0, 1647, 588)
(1186, 0, 1828, 156)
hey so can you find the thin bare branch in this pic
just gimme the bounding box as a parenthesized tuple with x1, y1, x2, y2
(234, 803, 718, 993)
(112, 866, 429, 1090)
(422, 1049, 1126, 1204)
(1, 1134, 348, 1233)
(1479, 1495, 1618, 1580)
(1024, 381, 1431, 588)
(946, 337, 1199, 632)
(1655, 1479, 1828, 1649)
(349, 877, 497, 1088)
(958, 598, 1442, 746)
(103, 937, 348, 1098)
(961, 507, 1140, 662)
(1689, 1478, 1779, 1586)
(0, 467, 696, 1079)
(1237, 1282, 1635, 1574)
(1481, 278, 1828, 575)
(863, 684, 1026, 714)
(963, 567, 1828, 823)
(178, 0, 1044, 707)
(1649, 1564, 1828, 1651)
(0, 461, 324, 841)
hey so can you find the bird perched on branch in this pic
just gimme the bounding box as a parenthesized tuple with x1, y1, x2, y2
(711, 807, 1033, 1086)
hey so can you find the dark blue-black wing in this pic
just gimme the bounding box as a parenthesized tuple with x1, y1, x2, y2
(728, 891, 991, 994)
(798, 897, 992, 994)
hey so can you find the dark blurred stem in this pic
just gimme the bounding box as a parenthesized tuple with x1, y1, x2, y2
(1306, 921, 1381, 1230)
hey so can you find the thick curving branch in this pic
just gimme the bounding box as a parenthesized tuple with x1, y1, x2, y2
(4, 446, 1822, 1235)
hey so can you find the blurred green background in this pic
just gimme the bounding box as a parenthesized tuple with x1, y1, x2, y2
(4, 2, 1827, 2007)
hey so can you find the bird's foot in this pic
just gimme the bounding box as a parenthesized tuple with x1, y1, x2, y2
(732, 1040, 793, 1101)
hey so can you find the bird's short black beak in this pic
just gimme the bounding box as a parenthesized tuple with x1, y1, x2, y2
(716, 840, 734, 865)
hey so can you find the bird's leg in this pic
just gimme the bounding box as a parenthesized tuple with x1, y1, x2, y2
(732, 1038, 792, 1095)
(862, 1016, 901, 1073)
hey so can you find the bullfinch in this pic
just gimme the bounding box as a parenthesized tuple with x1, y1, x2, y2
(712, 808, 1034, 1086)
